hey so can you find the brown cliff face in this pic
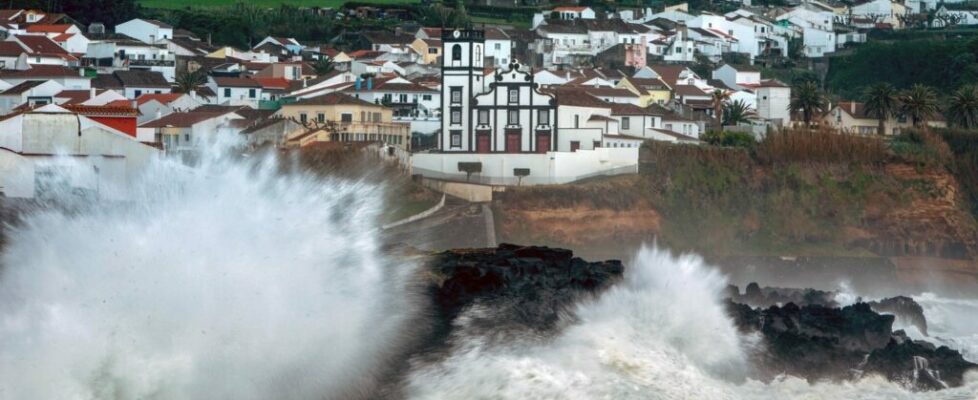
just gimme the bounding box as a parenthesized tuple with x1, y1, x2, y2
(493, 144, 978, 269)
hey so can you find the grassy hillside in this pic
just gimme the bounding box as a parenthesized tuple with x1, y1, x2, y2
(137, 0, 418, 9)
(493, 130, 978, 261)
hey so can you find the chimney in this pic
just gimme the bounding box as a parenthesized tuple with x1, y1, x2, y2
(303, 79, 308, 88)
(156, 109, 162, 120)
(850, 102, 855, 114)
(131, 100, 138, 109)
(89, 87, 96, 99)
(190, 89, 197, 100)
(207, 33, 212, 46)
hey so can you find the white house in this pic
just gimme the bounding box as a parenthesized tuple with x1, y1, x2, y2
(551, 6, 596, 20)
(209, 76, 262, 108)
(802, 26, 836, 57)
(484, 28, 513, 68)
(0, 104, 159, 199)
(712, 64, 761, 90)
(751, 80, 791, 127)
(0, 64, 90, 89)
(85, 38, 176, 81)
(24, 24, 89, 54)
(0, 79, 63, 115)
(115, 18, 174, 45)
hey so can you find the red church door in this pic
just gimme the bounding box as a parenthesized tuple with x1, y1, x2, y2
(536, 134, 550, 154)
(506, 131, 521, 153)
(476, 132, 490, 153)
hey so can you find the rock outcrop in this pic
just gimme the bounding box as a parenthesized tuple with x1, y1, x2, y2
(868, 296, 929, 336)
(727, 300, 975, 390)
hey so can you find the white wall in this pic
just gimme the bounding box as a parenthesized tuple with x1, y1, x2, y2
(0, 148, 35, 198)
(411, 147, 638, 185)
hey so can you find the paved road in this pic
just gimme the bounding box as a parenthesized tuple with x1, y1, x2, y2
(383, 197, 495, 251)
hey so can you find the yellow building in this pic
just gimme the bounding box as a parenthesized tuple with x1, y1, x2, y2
(279, 93, 411, 149)
(618, 76, 672, 107)
(409, 38, 442, 65)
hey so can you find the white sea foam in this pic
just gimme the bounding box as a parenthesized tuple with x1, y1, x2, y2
(0, 138, 414, 399)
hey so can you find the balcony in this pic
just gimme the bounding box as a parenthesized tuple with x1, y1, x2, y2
(127, 58, 176, 67)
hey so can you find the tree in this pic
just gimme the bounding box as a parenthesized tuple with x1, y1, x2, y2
(899, 84, 939, 128)
(313, 56, 335, 75)
(947, 85, 978, 129)
(722, 99, 756, 126)
(789, 81, 828, 127)
(711, 89, 731, 128)
(862, 82, 900, 136)
(174, 70, 208, 97)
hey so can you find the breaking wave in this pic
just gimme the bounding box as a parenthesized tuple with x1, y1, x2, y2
(0, 139, 417, 399)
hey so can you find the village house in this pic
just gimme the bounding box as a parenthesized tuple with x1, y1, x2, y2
(24, 24, 89, 53)
(822, 101, 916, 135)
(0, 64, 90, 89)
(410, 37, 442, 65)
(0, 104, 159, 199)
(135, 92, 203, 124)
(0, 79, 63, 114)
(278, 92, 410, 149)
(8, 34, 78, 66)
(208, 76, 262, 108)
(617, 76, 672, 106)
(115, 18, 174, 45)
(137, 106, 246, 151)
(93, 70, 171, 99)
(85, 37, 176, 81)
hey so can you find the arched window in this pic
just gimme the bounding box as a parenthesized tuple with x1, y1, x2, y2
(452, 44, 462, 61)
(474, 45, 482, 65)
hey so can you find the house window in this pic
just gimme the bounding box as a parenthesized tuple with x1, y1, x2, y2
(622, 117, 630, 130)
(299, 113, 307, 123)
(451, 108, 462, 125)
(574, 115, 580, 128)
(478, 109, 489, 124)
(452, 44, 462, 61)
(508, 88, 518, 103)
(185, 134, 190, 141)
(134, 90, 142, 97)
(422, 94, 432, 101)
(495, 43, 501, 50)
(341, 113, 352, 122)
(508, 109, 519, 125)
(450, 87, 462, 104)
(372, 112, 381, 122)
(537, 109, 549, 125)
(450, 130, 462, 147)
(224, 88, 231, 97)
(248, 89, 256, 98)
(317, 113, 325, 123)
(428, 48, 438, 54)
(474, 45, 481, 63)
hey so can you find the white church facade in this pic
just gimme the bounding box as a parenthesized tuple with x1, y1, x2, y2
(411, 29, 639, 186)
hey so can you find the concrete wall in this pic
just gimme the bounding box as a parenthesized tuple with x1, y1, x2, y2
(419, 178, 494, 202)
(0, 149, 35, 198)
(411, 147, 638, 186)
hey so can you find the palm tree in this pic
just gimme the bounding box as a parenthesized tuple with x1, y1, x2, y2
(947, 85, 978, 129)
(313, 56, 335, 75)
(789, 81, 828, 127)
(723, 99, 756, 126)
(174, 70, 208, 97)
(862, 82, 900, 136)
(899, 84, 939, 128)
(711, 89, 731, 128)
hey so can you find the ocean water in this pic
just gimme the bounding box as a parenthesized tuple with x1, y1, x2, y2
(1, 140, 976, 399)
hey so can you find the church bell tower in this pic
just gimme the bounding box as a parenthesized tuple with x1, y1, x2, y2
(440, 29, 485, 152)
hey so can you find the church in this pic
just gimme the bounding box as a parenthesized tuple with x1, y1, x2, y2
(410, 28, 639, 186)
(439, 29, 558, 154)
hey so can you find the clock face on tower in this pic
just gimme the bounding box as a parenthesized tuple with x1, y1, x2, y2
(453, 30, 461, 38)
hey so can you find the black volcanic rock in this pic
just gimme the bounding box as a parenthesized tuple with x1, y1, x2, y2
(429, 243, 624, 332)
(729, 301, 895, 382)
(728, 282, 838, 308)
(863, 330, 977, 390)
(869, 296, 929, 336)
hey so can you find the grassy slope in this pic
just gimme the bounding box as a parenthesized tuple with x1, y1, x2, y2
(494, 135, 978, 260)
(137, 0, 419, 9)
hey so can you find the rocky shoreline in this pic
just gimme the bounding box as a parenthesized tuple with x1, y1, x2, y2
(424, 245, 976, 392)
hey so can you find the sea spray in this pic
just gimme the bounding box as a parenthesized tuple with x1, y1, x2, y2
(407, 246, 747, 399)
(0, 138, 416, 399)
